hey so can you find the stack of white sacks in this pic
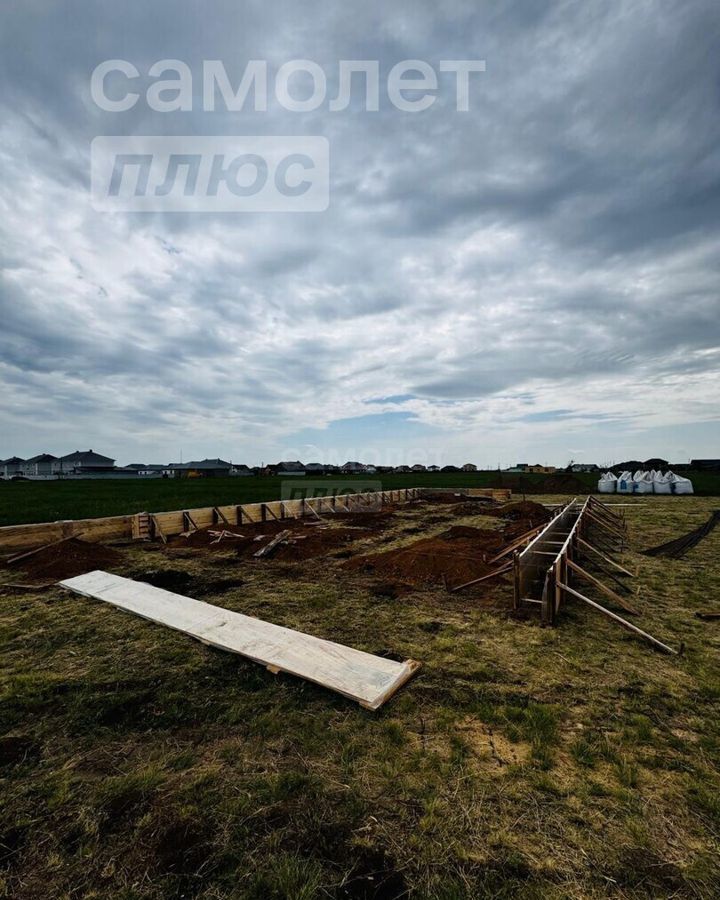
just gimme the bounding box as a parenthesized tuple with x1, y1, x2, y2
(598, 470, 693, 494)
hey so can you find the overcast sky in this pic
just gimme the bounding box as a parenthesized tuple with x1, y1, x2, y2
(1, 0, 718, 467)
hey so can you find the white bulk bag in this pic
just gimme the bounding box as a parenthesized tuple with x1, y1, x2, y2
(616, 471, 634, 494)
(671, 473, 694, 495)
(598, 471, 617, 493)
(633, 470, 653, 494)
(653, 471, 672, 494)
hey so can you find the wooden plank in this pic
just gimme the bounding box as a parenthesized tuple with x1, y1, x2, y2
(59, 571, 420, 709)
(556, 581, 676, 654)
(566, 559, 640, 616)
(254, 529, 291, 558)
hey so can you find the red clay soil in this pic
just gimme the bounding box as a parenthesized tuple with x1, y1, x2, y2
(343, 525, 507, 589)
(5, 538, 123, 582)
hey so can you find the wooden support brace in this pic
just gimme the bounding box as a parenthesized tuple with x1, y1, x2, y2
(566, 559, 640, 616)
(586, 509, 626, 538)
(151, 515, 167, 544)
(449, 563, 512, 593)
(213, 507, 230, 526)
(557, 582, 676, 654)
(7, 534, 82, 565)
(487, 522, 549, 565)
(577, 538, 633, 577)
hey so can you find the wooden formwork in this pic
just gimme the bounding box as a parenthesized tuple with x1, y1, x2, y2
(513, 496, 677, 654)
(0, 488, 421, 552)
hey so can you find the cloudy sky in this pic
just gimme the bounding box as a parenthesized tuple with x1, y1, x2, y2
(1, 0, 718, 467)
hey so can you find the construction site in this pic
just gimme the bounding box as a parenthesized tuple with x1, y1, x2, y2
(2, 485, 720, 898)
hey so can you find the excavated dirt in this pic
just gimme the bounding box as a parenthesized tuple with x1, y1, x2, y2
(6, 538, 124, 582)
(486, 500, 551, 525)
(343, 525, 508, 590)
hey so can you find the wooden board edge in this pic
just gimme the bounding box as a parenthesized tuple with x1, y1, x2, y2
(359, 659, 422, 711)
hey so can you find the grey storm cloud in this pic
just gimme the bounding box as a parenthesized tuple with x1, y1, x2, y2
(0, 0, 719, 465)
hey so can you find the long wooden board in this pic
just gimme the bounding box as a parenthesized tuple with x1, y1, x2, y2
(59, 571, 420, 710)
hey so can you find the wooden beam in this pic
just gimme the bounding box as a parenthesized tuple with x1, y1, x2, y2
(566, 559, 640, 616)
(556, 581, 676, 654)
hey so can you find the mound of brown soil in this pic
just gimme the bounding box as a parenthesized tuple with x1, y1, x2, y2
(487, 500, 551, 526)
(343, 526, 506, 589)
(7, 539, 123, 582)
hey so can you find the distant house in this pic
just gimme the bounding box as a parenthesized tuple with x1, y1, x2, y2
(137, 464, 166, 476)
(506, 463, 529, 473)
(569, 463, 599, 473)
(411, 464, 427, 472)
(22, 453, 60, 476)
(0, 456, 26, 478)
(168, 458, 233, 478)
(341, 461, 366, 473)
(59, 449, 116, 473)
(230, 464, 253, 476)
(427, 465, 440, 472)
(394, 465, 411, 473)
(441, 465, 459, 473)
(304, 463, 328, 474)
(461, 463, 477, 472)
(275, 461, 306, 475)
(364, 465, 377, 474)
(528, 464, 556, 474)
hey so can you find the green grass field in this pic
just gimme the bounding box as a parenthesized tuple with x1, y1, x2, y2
(1, 471, 718, 527)
(1, 495, 720, 898)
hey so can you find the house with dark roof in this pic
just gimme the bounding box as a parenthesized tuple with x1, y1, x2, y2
(59, 450, 116, 473)
(341, 461, 366, 473)
(167, 458, 233, 478)
(22, 453, 60, 476)
(0, 456, 26, 478)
